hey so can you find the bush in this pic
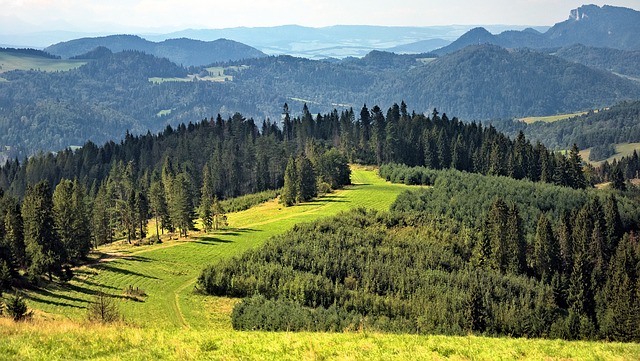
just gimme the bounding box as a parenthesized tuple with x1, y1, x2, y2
(5, 293, 31, 321)
(123, 285, 147, 302)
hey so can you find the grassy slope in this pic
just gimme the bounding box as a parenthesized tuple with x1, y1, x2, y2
(580, 142, 640, 166)
(3, 168, 639, 359)
(0, 53, 85, 74)
(517, 111, 588, 124)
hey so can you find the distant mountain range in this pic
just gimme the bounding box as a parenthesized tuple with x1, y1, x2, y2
(435, 5, 640, 55)
(45, 35, 266, 66)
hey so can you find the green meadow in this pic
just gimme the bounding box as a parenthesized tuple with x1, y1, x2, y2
(0, 52, 86, 75)
(517, 111, 588, 124)
(2, 167, 639, 360)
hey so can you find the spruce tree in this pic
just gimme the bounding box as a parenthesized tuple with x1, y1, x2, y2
(297, 155, 316, 203)
(22, 181, 63, 282)
(533, 214, 559, 282)
(280, 157, 298, 206)
(487, 198, 509, 273)
(604, 194, 622, 262)
(506, 203, 526, 275)
(199, 165, 214, 233)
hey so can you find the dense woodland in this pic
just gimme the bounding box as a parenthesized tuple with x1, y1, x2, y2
(199, 166, 640, 341)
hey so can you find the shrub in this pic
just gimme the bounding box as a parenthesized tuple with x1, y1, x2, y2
(123, 285, 147, 302)
(5, 293, 31, 321)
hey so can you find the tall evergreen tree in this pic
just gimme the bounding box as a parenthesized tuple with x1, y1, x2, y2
(22, 181, 63, 282)
(149, 179, 169, 239)
(296, 155, 316, 203)
(533, 213, 560, 282)
(199, 165, 214, 233)
(280, 157, 298, 206)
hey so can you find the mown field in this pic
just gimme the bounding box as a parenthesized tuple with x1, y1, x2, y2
(580, 142, 640, 166)
(2, 167, 639, 359)
(0, 53, 86, 75)
(517, 111, 588, 124)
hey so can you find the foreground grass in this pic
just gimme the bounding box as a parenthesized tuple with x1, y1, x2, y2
(2, 318, 639, 361)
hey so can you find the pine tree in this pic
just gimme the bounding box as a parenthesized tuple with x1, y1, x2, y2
(604, 194, 622, 262)
(149, 179, 169, 239)
(557, 211, 574, 275)
(567, 144, 587, 189)
(610, 166, 626, 191)
(280, 157, 298, 206)
(169, 172, 194, 238)
(506, 203, 526, 275)
(92, 181, 111, 247)
(464, 279, 486, 333)
(199, 165, 214, 233)
(487, 198, 509, 273)
(533, 213, 559, 282)
(297, 155, 316, 203)
(22, 181, 63, 282)
(601, 234, 639, 341)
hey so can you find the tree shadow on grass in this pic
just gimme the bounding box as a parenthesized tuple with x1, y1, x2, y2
(77, 279, 119, 291)
(25, 287, 88, 307)
(97, 264, 159, 280)
(124, 255, 153, 263)
(23, 294, 86, 309)
(192, 236, 234, 245)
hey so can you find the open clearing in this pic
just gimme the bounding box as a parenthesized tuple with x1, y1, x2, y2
(580, 142, 640, 166)
(149, 65, 248, 84)
(517, 111, 589, 124)
(0, 52, 86, 74)
(2, 167, 639, 359)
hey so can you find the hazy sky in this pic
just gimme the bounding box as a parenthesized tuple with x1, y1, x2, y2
(2, 0, 640, 33)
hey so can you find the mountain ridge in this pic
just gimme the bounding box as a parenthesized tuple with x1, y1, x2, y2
(435, 4, 640, 55)
(45, 35, 267, 66)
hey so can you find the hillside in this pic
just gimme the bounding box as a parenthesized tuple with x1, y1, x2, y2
(45, 35, 266, 66)
(2, 45, 639, 158)
(493, 101, 640, 152)
(553, 44, 640, 79)
(400, 45, 640, 119)
(435, 5, 640, 55)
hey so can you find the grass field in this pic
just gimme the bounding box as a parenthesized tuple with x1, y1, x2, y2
(580, 142, 640, 166)
(517, 111, 588, 124)
(0, 53, 86, 74)
(2, 167, 639, 359)
(149, 65, 249, 84)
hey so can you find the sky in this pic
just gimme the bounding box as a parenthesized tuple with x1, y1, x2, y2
(1, 0, 640, 33)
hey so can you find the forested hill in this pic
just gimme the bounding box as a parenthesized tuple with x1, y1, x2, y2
(45, 35, 267, 66)
(493, 101, 640, 152)
(398, 45, 640, 119)
(435, 4, 640, 55)
(2, 45, 639, 159)
(553, 44, 640, 79)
